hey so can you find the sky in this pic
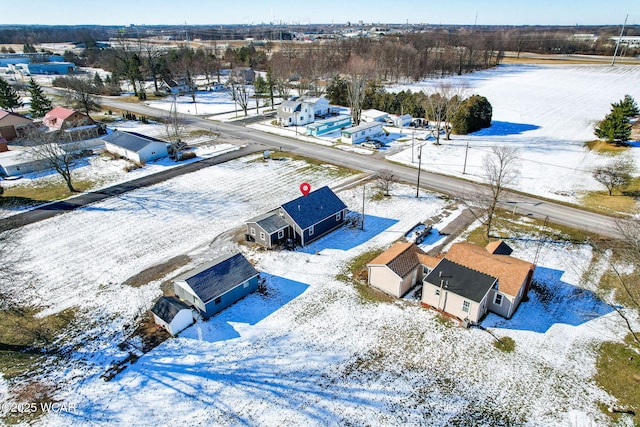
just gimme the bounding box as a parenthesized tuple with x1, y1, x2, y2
(1, 0, 637, 26)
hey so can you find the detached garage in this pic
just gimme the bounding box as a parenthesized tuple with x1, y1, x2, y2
(151, 296, 195, 336)
(103, 130, 168, 164)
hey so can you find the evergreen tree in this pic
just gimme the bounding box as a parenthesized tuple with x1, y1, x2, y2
(451, 95, 492, 134)
(595, 110, 632, 145)
(0, 77, 21, 112)
(326, 76, 348, 107)
(612, 94, 639, 119)
(27, 78, 52, 118)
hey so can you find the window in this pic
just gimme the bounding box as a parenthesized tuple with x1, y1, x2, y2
(260, 232, 266, 241)
(214, 296, 222, 304)
(462, 301, 470, 313)
(435, 288, 440, 296)
(277, 230, 284, 239)
(423, 266, 431, 275)
(250, 227, 256, 236)
(336, 212, 341, 221)
(494, 293, 503, 306)
(309, 225, 314, 236)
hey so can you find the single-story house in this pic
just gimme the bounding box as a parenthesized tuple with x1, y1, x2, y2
(361, 109, 389, 123)
(0, 110, 33, 141)
(173, 253, 260, 319)
(161, 79, 196, 96)
(232, 67, 256, 84)
(367, 242, 439, 297)
(341, 121, 384, 144)
(439, 241, 535, 320)
(392, 114, 413, 127)
(277, 99, 315, 127)
(43, 107, 94, 130)
(422, 258, 498, 324)
(300, 96, 330, 118)
(0, 149, 47, 177)
(151, 296, 195, 336)
(246, 186, 348, 248)
(306, 115, 352, 136)
(279, 185, 348, 247)
(245, 210, 290, 249)
(103, 130, 168, 164)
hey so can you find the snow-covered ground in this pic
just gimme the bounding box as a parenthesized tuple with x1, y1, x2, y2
(245, 64, 640, 206)
(1, 149, 635, 426)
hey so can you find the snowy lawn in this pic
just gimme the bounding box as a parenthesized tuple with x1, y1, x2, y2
(1, 153, 634, 425)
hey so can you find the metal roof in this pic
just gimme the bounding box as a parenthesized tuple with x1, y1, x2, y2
(247, 211, 289, 234)
(174, 253, 259, 305)
(280, 186, 346, 230)
(103, 130, 167, 153)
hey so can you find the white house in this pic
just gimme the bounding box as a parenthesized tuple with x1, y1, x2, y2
(277, 99, 315, 127)
(341, 121, 384, 144)
(361, 109, 389, 123)
(301, 96, 330, 118)
(103, 130, 168, 164)
(392, 114, 412, 127)
(151, 296, 195, 336)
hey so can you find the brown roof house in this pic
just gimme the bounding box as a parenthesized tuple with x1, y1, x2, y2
(367, 242, 439, 298)
(0, 109, 33, 141)
(43, 106, 94, 130)
(421, 241, 535, 324)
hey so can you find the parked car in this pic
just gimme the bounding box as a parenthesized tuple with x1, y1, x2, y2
(362, 140, 383, 149)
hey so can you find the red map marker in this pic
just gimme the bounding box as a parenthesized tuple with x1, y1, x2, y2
(299, 182, 311, 196)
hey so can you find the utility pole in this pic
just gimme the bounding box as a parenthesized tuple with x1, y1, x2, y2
(361, 184, 365, 230)
(462, 140, 469, 174)
(412, 130, 415, 163)
(611, 14, 628, 66)
(415, 143, 423, 198)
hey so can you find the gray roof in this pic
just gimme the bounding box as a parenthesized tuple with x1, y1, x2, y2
(151, 296, 192, 323)
(280, 100, 302, 111)
(103, 130, 167, 153)
(281, 186, 347, 230)
(175, 253, 259, 304)
(247, 211, 289, 234)
(425, 259, 497, 303)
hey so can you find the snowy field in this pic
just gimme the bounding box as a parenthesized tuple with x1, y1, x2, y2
(1, 149, 635, 426)
(245, 64, 640, 206)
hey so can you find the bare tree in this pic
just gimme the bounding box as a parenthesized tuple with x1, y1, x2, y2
(465, 146, 520, 238)
(231, 81, 250, 117)
(60, 77, 101, 119)
(376, 169, 397, 196)
(443, 84, 469, 140)
(164, 96, 186, 159)
(345, 56, 372, 126)
(592, 156, 635, 196)
(21, 127, 85, 192)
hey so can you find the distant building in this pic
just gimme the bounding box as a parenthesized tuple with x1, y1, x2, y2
(341, 121, 384, 144)
(361, 109, 389, 123)
(0, 110, 33, 141)
(306, 115, 351, 136)
(43, 107, 94, 130)
(9, 62, 76, 75)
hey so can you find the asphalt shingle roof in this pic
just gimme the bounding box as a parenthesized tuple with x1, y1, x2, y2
(247, 211, 289, 234)
(368, 242, 427, 278)
(175, 253, 259, 305)
(281, 186, 346, 230)
(151, 296, 192, 323)
(425, 259, 497, 303)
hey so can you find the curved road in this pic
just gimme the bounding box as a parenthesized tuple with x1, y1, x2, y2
(2, 95, 624, 239)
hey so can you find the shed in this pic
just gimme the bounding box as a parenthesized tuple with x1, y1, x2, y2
(361, 109, 389, 123)
(173, 253, 260, 318)
(103, 130, 168, 164)
(151, 296, 195, 336)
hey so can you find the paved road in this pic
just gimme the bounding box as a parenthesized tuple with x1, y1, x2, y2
(5, 95, 623, 239)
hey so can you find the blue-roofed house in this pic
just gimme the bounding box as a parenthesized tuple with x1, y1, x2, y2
(245, 210, 291, 249)
(103, 130, 168, 164)
(173, 253, 260, 318)
(150, 296, 195, 336)
(279, 186, 347, 247)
